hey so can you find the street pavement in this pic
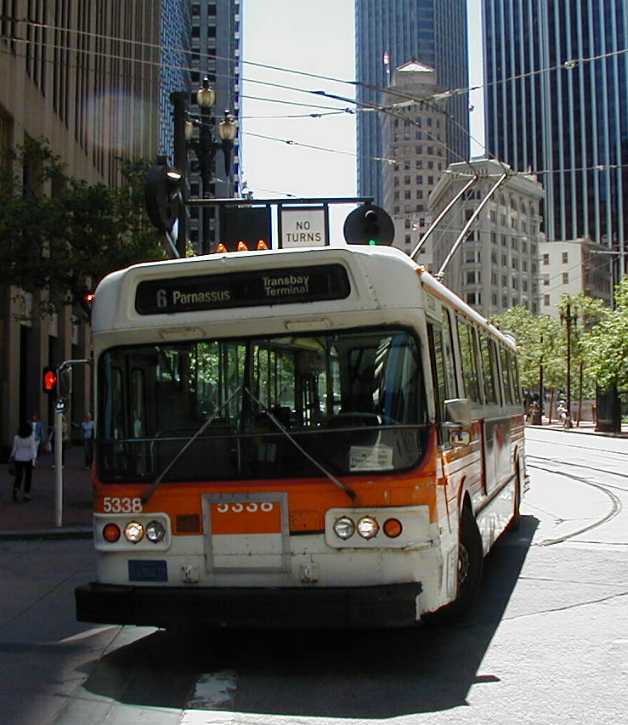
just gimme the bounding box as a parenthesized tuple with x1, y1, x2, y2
(0, 445, 92, 539)
(0, 427, 627, 724)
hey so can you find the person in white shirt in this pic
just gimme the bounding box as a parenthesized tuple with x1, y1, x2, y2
(9, 421, 38, 502)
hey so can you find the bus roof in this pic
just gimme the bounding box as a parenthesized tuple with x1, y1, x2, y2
(92, 245, 515, 350)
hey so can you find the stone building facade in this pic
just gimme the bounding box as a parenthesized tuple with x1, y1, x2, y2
(0, 1, 161, 453)
(381, 60, 448, 268)
(430, 158, 545, 318)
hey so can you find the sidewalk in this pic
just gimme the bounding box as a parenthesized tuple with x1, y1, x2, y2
(0, 445, 93, 540)
(526, 418, 628, 437)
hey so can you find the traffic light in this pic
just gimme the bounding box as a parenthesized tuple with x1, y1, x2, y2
(42, 366, 58, 396)
(74, 289, 95, 320)
(343, 203, 395, 246)
(144, 163, 184, 236)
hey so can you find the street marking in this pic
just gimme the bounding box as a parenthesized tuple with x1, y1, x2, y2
(58, 625, 119, 643)
(186, 670, 238, 710)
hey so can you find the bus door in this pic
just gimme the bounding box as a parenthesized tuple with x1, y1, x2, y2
(427, 315, 460, 511)
(479, 334, 511, 494)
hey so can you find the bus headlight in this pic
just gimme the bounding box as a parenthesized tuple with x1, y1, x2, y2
(145, 520, 166, 543)
(124, 521, 145, 543)
(333, 516, 355, 540)
(357, 516, 379, 540)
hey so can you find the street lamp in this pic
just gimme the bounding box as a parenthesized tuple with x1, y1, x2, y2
(188, 77, 238, 254)
(170, 78, 238, 255)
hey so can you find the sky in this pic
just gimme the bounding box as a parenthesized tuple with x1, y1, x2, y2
(242, 0, 485, 240)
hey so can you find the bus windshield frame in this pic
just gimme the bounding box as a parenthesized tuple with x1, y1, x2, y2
(96, 326, 430, 483)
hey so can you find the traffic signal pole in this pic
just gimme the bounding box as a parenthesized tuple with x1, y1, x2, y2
(53, 359, 90, 528)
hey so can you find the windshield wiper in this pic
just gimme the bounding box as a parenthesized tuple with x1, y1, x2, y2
(142, 386, 243, 504)
(243, 387, 357, 502)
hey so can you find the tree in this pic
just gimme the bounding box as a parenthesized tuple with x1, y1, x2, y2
(0, 138, 165, 312)
(583, 278, 628, 391)
(491, 306, 564, 397)
(557, 293, 609, 421)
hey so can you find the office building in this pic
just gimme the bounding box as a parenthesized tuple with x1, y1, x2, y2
(430, 158, 544, 317)
(0, 1, 162, 452)
(539, 239, 612, 318)
(355, 0, 469, 205)
(381, 60, 449, 267)
(160, 0, 192, 161)
(483, 0, 627, 276)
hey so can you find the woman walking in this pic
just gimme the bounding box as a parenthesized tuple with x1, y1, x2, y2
(9, 421, 38, 502)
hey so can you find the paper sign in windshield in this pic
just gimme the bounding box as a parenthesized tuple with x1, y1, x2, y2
(349, 445, 394, 471)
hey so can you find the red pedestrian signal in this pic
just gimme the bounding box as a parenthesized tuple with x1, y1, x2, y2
(42, 366, 58, 395)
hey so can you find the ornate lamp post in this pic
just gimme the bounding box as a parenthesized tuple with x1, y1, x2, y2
(185, 77, 238, 254)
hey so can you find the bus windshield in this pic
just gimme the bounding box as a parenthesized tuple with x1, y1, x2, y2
(97, 328, 429, 482)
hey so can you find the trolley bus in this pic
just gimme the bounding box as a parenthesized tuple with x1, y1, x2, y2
(75, 242, 527, 629)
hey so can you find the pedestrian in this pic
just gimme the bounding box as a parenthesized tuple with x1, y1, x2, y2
(9, 421, 38, 502)
(31, 413, 44, 456)
(81, 412, 95, 469)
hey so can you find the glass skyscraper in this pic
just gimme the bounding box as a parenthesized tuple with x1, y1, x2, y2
(160, 0, 192, 162)
(355, 0, 469, 204)
(484, 0, 627, 263)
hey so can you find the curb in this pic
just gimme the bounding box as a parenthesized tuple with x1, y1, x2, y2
(525, 424, 628, 438)
(0, 527, 93, 542)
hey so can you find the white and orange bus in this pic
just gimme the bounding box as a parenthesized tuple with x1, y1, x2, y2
(75, 242, 527, 629)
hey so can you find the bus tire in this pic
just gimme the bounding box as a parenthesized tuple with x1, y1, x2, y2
(424, 502, 483, 624)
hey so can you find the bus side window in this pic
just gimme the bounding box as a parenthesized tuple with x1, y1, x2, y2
(499, 346, 514, 405)
(457, 318, 482, 403)
(427, 323, 446, 427)
(480, 334, 499, 405)
(511, 352, 523, 404)
(443, 310, 459, 398)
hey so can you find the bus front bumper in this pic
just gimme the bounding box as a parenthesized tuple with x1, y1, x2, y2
(75, 581, 422, 629)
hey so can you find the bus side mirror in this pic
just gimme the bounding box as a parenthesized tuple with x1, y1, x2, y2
(444, 398, 472, 428)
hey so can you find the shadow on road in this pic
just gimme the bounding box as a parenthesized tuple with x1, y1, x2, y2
(82, 515, 538, 717)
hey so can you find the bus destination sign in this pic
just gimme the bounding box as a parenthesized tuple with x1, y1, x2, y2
(135, 264, 351, 315)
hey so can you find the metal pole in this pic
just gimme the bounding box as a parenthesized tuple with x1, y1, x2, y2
(566, 303, 572, 429)
(436, 172, 509, 278)
(170, 92, 188, 257)
(54, 407, 63, 527)
(409, 175, 477, 261)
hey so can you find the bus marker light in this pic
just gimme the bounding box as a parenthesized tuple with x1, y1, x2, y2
(237, 241, 248, 252)
(146, 520, 166, 543)
(103, 523, 121, 543)
(333, 516, 355, 540)
(383, 518, 403, 538)
(124, 521, 145, 543)
(357, 516, 379, 540)
(215, 243, 228, 253)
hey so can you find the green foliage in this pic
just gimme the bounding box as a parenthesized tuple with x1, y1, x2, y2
(0, 138, 166, 310)
(490, 306, 564, 391)
(583, 278, 628, 391)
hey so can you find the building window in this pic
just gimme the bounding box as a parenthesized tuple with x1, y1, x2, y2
(562, 251, 569, 264)
(544, 294, 550, 306)
(562, 272, 569, 284)
(405, 234, 411, 245)
(543, 253, 550, 265)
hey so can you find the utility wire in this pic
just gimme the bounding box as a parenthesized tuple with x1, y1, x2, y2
(3, 14, 626, 112)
